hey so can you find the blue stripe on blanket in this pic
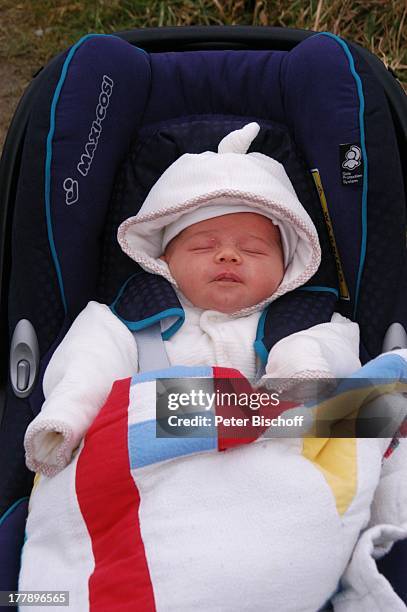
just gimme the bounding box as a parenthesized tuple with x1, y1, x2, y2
(129, 419, 217, 469)
(327, 354, 407, 398)
(347, 354, 407, 379)
(129, 366, 216, 468)
(131, 365, 213, 385)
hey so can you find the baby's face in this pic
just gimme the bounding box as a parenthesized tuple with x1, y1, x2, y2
(160, 212, 284, 313)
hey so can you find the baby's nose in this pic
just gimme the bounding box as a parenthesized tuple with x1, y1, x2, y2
(214, 247, 242, 263)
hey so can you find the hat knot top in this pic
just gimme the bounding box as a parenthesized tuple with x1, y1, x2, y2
(217, 122, 260, 154)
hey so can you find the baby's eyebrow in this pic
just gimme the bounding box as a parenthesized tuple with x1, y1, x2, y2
(184, 230, 217, 241)
(242, 234, 275, 246)
(245, 234, 268, 242)
(189, 230, 216, 236)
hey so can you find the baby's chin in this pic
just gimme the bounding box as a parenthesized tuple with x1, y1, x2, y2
(184, 291, 261, 314)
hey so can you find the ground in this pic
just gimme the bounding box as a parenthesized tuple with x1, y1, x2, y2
(0, 60, 33, 151)
(0, 3, 38, 153)
(0, 0, 405, 154)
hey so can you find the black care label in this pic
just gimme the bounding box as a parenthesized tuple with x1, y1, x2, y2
(339, 143, 363, 186)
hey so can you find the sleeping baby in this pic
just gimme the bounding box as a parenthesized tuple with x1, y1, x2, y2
(20, 123, 407, 612)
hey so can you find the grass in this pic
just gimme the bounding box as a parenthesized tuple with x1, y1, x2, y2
(0, 0, 405, 87)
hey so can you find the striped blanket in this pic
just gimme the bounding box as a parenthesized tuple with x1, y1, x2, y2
(19, 359, 407, 611)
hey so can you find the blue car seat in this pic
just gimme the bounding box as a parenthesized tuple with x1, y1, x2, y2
(0, 26, 406, 607)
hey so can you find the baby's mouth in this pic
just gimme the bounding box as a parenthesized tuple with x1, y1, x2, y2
(213, 272, 242, 283)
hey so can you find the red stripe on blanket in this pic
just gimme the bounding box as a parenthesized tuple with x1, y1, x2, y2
(213, 367, 297, 451)
(76, 377, 156, 611)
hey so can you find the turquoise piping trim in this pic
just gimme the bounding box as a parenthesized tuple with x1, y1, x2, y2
(162, 314, 184, 340)
(110, 273, 185, 340)
(299, 286, 339, 298)
(253, 307, 269, 365)
(252, 284, 338, 366)
(109, 272, 140, 309)
(316, 32, 368, 318)
(45, 34, 147, 314)
(0, 497, 29, 527)
(111, 306, 185, 340)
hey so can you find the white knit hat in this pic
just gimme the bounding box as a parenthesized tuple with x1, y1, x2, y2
(117, 122, 321, 317)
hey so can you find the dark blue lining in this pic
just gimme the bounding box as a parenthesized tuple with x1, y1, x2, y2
(299, 285, 339, 298)
(253, 286, 338, 366)
(45, 33, 147, 315)
(109, 271, 141, 308)
(0, 497, 29, 527)
(315, 32, 368, 318)
(109, 273, 185, 340)
(109, 272, 185, 340)
(110, 305, 185, 340)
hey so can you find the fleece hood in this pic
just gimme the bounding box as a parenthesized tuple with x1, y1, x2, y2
(117, 123, 321, 316)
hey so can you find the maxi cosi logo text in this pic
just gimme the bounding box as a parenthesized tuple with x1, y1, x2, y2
(77, 74, 114, 177)
(63, 74, 114, 205)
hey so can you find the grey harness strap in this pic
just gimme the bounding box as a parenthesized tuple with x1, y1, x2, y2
(132, 324, 170, 372)
(134, 322, 265, 379)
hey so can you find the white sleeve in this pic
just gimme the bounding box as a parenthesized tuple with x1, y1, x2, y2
(263, 312, 361, 380)
(24, 301, 138, 477)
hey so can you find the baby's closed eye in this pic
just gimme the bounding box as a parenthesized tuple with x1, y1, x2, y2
(238, 239, 271, 255)
(241, 247, 267, 254)
(189, 244, 214, 251)
(187, 238, 217, 251)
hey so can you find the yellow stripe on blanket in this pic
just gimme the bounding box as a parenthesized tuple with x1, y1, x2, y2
(302, 437, 357, 516)
(28, 473, 42, 512)
(302, 381, 407, 515)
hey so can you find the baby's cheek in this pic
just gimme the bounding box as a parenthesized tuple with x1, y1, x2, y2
(176, 264, 206, 296)
(168, 258, 193, 285)
(254, 268, 283, 300)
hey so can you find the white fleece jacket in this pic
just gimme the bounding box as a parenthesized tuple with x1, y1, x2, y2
(24, 298, 361, 477)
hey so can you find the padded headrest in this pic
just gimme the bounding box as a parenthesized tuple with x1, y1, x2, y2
(9, 32, 406, 364)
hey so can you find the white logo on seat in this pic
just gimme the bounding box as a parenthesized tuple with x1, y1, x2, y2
(342, 145, 362, 170)
(77, 74, 114, 178)
(63, 177, 79, 205)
